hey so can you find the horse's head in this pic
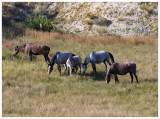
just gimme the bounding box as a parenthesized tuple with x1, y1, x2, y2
(13, 46, 20, 55)
(105, 69, 111, 84)
(105, 75, 111, 84)
(48, 64, 53, 74)
(82, 63, 87, 74)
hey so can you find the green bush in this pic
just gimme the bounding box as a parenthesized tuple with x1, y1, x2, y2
(140, 4, 154, 14)
(85, 19, 94, 25)
(97, 27, 107, 34)
(29, 14, 53, 32)
(86, 12, 98, 19)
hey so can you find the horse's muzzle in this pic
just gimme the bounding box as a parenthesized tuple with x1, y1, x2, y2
(48, 70, 51, 74)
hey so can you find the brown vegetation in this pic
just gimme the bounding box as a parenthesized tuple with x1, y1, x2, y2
(25, 29, 158, 45)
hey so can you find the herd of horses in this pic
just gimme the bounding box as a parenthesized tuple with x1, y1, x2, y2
(14, 43, 139, 84)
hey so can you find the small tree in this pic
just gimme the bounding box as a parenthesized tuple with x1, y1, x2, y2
(29, 14, 53, 32)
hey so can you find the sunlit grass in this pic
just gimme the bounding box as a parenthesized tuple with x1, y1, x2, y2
(2, 31, 158, 117)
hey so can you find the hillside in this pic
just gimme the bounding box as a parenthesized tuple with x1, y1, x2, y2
(2, 2, 158, 37)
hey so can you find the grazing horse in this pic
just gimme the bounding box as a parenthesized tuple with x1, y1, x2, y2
(66, 56, 82, 76)
(48, 52, 75, 75)
(14, 43, 50, 63)
(82, 51, 115, 74)
(105, 62, 139, 84)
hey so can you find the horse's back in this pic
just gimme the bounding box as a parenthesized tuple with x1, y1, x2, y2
(26, 44, 50, 54)
(72, 56, 82, 65)
(113, 62, 136, 74)
(58, 52, 73, 64)
(42, 45, 50, 51)
(127, 62, 136, 72)
(91, 51, 109, 63)
(67, 56, 81, 68)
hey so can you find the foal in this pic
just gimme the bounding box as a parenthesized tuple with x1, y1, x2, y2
(66, 56, 82, 76)
(105, 62, 139, 84)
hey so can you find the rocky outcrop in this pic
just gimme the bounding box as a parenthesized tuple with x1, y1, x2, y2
(2, 2, 158, 37)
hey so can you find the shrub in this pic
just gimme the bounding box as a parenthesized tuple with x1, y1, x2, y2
(97, 27, 107, 34)
(117, 17, 125, 21)
(94, 17, 112, 26)
(146, 6, 154, 14)
(29, 14, 53, 32)
(85, 19, 94, 25)
(86, 12, 98, 19)
(140, 4, 154, 14)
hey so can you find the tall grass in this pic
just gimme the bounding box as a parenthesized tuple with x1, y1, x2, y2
(2, 30, 158, 117)
(25, 29, 158, 45)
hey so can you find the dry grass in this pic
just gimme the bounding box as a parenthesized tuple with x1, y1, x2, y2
(25, 29, 158, 45)
(2, 30, 158, 117)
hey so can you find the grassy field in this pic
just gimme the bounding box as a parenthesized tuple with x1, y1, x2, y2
(2, 31, 158, 117)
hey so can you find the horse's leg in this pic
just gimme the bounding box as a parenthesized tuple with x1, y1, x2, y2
(133, 72, 139, 83)
(46, 54, 50, 63)
(67, 66, 70, 75)
(129, 72, 133, 83)
(44, 55, 47, 62)
(29, 53, 32, 61)
(79, 64, 81, 74)
(106, 59, 112, 66)
(64, 64, 67, 73)
(114, 73, 119, 84)
(57, 64, 61, 75)
(70, 67, 72, 76)
(103, 61, 107, 73)
(92, 63, 96, 73)
(75, 67, 78, 73)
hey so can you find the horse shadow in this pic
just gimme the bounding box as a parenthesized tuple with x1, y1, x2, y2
(140, 78, 157, 83)
(84, 71, 106, 81)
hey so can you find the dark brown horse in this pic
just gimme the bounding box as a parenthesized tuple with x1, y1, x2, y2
(14, 43, 50, 63)
(105, 62, 139, 84)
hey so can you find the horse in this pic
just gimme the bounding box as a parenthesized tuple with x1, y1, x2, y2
(105, 62, 139, 84)
(82, 51, 115, 74)
(48, 52, 75, 75)
(14, 43, 50, 63)
(66, 56, 82, 76)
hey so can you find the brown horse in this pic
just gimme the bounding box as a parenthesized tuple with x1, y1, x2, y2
(105, 62, 139, 84)
(14, 43, 50, 63)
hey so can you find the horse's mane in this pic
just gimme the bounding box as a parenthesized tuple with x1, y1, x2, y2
(50, 52, 60, 65)
(84, 54, 89, 65)
(72, 53, 75, 56)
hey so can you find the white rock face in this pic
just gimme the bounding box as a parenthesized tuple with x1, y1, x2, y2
(49, 2, 157, 36)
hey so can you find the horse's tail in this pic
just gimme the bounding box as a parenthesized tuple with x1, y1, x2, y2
(48, 47, 50, 52)
(72, 53, 75, 56)
(108, 52, 115, 63)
